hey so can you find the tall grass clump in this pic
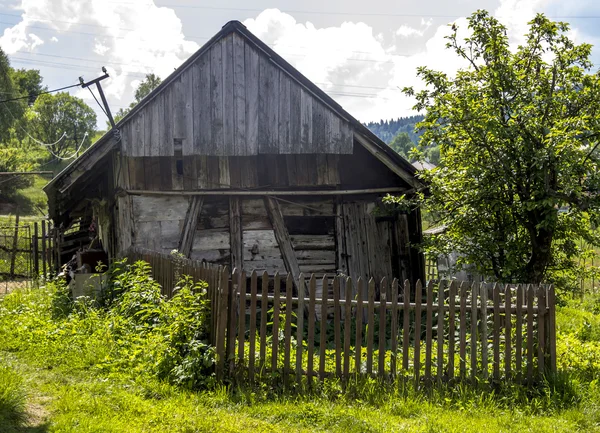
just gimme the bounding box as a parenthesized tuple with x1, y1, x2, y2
(0, 364, 27, 429)
(0, 259, 215, 391)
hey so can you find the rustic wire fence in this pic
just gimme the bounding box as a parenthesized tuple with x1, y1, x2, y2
(125, 247, 556, 388)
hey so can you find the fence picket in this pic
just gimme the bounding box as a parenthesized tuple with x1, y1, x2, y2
(260, 271, 269, 370)
(425, 280, 434, 384)
(481, 283, 489, 380)
(448, 281, 456, 381)
(319, 275, 328, 381)
(284, 274, 293, 389)
(493, 283, 501, 381)
(378, 277, 387, 378)
(402, 279, 411, 375)
(307, 275, 316, 385)
(414, 279, 422, 388)
(437, 282, 445, 383)
(333, 277, 342, 377)
(355, 278, 364, 376)
(390, 279, 399, 380)
(227, 268, 238, 375)
(272, 273, 281, 375)
(344, 277, 353, 380)
(237, 270, 247, 367)
(367, 278, 375, 375)
(215, 267, 229, 381)
(516, 284, 523, 382)
(526, 285, 534, 384)
(548, 285, 556, 373)
(296, 274, 306, 386)
(537, 285, 546, 377)
(249, 271, 258, 383)
(504, 284, 512, 380)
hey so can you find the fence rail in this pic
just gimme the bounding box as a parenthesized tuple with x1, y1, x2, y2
(126, 248, 556, 388)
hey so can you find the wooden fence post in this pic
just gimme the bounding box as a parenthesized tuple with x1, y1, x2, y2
(296, 273, 306, 386)
(378, 277, 387, 379)
(9, 211, 20, 278)
(470, 282, 478, 384)
(414, 279, 422, 388)
(537, 285, 546, 377)
(547, 285, 556, 374)
(227, 268, 238, 376)
(41, 220, 47, 277)
(215, 266, 230, 382)
(33, 222, 39, 278)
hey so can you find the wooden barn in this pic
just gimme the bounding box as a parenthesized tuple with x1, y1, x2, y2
(44, 20, 426, 285)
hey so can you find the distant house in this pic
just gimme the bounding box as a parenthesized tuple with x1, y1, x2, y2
(44, 21, 426, 285)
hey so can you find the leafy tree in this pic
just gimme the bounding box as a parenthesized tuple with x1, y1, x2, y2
(10, 68, 45, 106)
(30, 92, 97, 158)
(389, 132, 414, 159)
(401, 11, 600, 284)
(111, 73, 162, 126)
(0, 148, 35, 198)
(0, 49, 24, 143)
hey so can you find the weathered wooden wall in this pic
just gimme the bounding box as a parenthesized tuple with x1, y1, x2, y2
(119, 33, 353, 158)
(124, 154, 340, 191)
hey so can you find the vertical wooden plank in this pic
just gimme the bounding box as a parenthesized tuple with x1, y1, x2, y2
(279, 74, 291, 154)
(307, 274, 316, 386)
(448, 281, 456, 381)
(245, 44, 259, 155)
(526, 285, 534, 384)
(272, 272, 281, 375)
(414, 279, 422, 387)
(284, 274, 293, 388)
(481, 282, 489, 380)
(437, 281, 445, 383)
(493, 283, 501, 381)
(403, 279, 411, 375)
(333, 276, 342, 378)
(548, 285, 556, 373)
(33, 222, 39, 277)
(182, 69, 194, 155)
(296, 274, 306, 385)
(289, 81, 301, 150)
(233, 33, 246, 156)
(459, 282, 467, 380)
(355, 278, 364, 376)
(343, 277, 353, 381)
(162, 86, 174, 157)
(425, 280, 433, 384)
(366, 278, 375, 376)
(197, 53, 211, 153)
(319, 275, 328, 381)
(470, 282, 478, 383)
(300, 90, 313, 153)
(210, 40, 224, 155)
(505, 284, 512, 380)
(258, 57, 279, 154)
(537, 285, 546, 377)
(390, 279, 399, 380)
(237, 270, 247, 367)
(515, 284, 523, 382)
(260, 271, 269, 370)
(312, 100, 326, 153)
(223, 34, 234, 155)
(248, 271, 257, 383)
(378, 277, 387, 378)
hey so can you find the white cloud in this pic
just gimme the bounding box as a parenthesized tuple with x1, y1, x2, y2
(396, 25, 424, 38)
(50, 36, 58, 43)
(0, 21, 44, 53)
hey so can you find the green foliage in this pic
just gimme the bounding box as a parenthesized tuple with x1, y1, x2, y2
(365, 115, 424, 144)
(0, 147, 36, 198)
(403, 11, 600, 284)
(29, 92, 96, 158)
(389, 132, 414, 159)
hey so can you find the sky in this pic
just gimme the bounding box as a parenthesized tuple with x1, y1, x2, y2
(1, 0, 600, 129)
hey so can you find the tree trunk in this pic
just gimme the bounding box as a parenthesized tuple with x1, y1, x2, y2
(523, 226, 554, 284)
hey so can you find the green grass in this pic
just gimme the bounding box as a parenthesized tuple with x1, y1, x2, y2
(0, 363, 27, 432)
(2, 270, 600, 432)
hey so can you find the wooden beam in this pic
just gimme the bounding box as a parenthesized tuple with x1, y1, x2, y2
(353, 132, 423, 190)
(264, 196, 301, 284)
(178, 196, 203, 257)
(125, 186, 408, 197)
(229, 197, 243, 270)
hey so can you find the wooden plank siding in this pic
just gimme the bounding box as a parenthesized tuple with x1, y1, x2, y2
(119, 34, 353, 158)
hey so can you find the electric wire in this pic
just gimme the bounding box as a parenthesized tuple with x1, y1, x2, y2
(0, 83, 81, 104)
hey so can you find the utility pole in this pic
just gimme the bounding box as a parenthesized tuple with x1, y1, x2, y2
(79, 67, 115, 128)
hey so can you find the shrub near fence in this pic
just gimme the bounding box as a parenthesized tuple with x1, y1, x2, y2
(125, 248, 556, 388)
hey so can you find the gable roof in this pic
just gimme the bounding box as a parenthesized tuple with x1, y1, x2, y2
(45, 20, 422, 196)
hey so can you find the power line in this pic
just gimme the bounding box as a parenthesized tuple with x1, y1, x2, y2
(0, 82, 81, 104)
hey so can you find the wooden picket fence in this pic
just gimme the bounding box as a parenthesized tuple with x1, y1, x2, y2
(125, 248, 556, 387)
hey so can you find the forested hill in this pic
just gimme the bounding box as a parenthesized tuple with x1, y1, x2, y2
(364, 115, 424, 144)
